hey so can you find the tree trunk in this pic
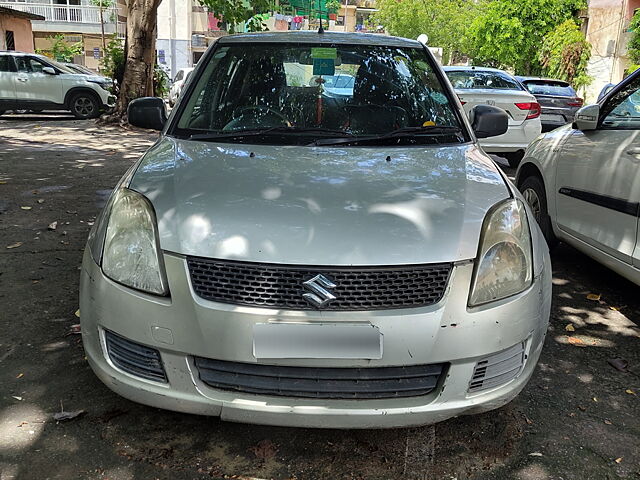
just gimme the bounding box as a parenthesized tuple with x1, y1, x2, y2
(113, 0, 162, 117)
(99, 6, 106, 53)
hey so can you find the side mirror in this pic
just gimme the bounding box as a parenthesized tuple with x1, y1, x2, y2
(470, 105, 509, 139)
(127, 97, 167, 131)
(42, 66, 57, 75)
(574, 104, 599, 131)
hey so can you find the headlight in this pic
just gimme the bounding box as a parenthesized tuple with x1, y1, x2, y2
(469, 199, 533, 306)
(102, 188, 168, 295)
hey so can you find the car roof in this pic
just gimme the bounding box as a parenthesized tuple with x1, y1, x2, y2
(442, 65, 511, 73)
(217, 31, 422, 48)
(0, 51, 31, 56)
(516, 76, 570, 85)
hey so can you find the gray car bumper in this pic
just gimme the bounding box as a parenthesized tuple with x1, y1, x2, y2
(80, 246, 551, 429)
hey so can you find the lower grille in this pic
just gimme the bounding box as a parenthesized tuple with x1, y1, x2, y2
(468, 342, 525, 393)
(187, 256, 452, 311)
(194, 357, 445, 399)
(105, 330, 167, 383)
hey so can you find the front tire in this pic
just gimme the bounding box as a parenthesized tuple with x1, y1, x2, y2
(520, 175, 558, 249)
(70, 92, 100, 119)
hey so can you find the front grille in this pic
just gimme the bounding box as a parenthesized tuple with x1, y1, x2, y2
(187, 257, 452, 311)
(105, 330, 167, 382)
(194, 357, 446, 399)
(468, 342, 525, 393)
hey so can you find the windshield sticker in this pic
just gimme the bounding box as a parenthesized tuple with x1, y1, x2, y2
(311, 47, 338, 59)
(313, 58, 335, 76)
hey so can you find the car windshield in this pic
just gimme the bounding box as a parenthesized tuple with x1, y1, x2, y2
(173, 43, 464, 145)
(523, 81, 575, 96)
(446, 70, 522, 90)
(40, 57, 76, 74)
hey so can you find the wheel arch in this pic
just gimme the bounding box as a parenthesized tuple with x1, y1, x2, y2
(64, 87, 101, 108)
(516, 161, 544, 189)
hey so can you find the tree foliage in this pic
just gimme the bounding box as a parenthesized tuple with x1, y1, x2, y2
(626, 9, 640, 74)
(467, 0, 585, 74)
(46, 34, 83, 63)
(198, 0, 273, 33)
(539, 20, 591, 89)
(374, 0, 480, 63)
(101, 35, 125, 85)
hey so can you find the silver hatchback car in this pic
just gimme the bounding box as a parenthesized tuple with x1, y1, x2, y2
(80, 32, 551, 428)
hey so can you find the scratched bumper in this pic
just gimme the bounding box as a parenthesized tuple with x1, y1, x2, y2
(79, 235, 551, 429)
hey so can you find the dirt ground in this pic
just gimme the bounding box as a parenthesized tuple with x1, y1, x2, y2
(0, 113, 638, 480)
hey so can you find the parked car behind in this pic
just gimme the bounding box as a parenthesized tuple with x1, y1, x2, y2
(168, 67, 194, 106)
(517, 68, 640, 286)
(516, 77, 583, 132)
(444, 66, 541, 167)
(0, 51, 115, 119)
(80, 31, 552, 429)
(63, 62, 97, 76)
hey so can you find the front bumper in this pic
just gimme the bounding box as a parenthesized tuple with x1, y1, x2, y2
(480, 118, 542, 153)
(80, 248, 551, 429)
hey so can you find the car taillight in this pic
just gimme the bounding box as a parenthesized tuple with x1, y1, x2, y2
(515, 102, 541, 120)
(460, 101, 466, 105)
(567, 98, 583, 107)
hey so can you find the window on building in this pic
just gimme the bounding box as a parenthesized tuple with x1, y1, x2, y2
(5, 31, 15, 51)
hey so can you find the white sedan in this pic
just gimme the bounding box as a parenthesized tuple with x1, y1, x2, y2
(516, 69, 640, 286)
(444, 66, 542, 167)
(168, 67, 194, 107)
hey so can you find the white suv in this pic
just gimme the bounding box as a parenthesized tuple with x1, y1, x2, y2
(0, 51, 115, 119)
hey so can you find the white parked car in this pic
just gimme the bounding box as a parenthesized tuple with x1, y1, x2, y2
(517, 69, 640, 286)
(0, 51, 114, 119)
(444, 66, 542, 167)
(168, 67, 194, 106)
(80, 32, 552, 429)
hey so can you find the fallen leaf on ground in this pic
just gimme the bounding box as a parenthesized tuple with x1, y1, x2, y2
(586, 293, 601, 301)
(578, 405, 586, 412)
(53, 410, 85, 422)
(604, 419, 612, 425)
(20, 206, 32, 210)
(48, 221, 57, 230)
(16, 373, 24, 379)
(37, 199, 44, 204)
(528, 452, 543, 457)
(567, 336, 585, 346)
(626, 389, 636, 395)
(12, 396, 22, 401)
(565, 324, 575, 332)
(593, 397, 598, 402)
(65, 324, 81, 336)
(615, 457, 623, 464)
(608, 358, 629, 372)
(6, 242, 23, 249)
(609, 306, 620, 311)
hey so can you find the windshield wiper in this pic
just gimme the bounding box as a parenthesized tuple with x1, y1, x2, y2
(188, 126, 354, 141)
(309, 125, 464, 146)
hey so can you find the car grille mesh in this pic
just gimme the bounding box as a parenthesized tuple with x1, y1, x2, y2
(105, 330, 167, 383)
(194, 357, 446, 399)
(468, 342, 525, 393)
(187, 257, 452, 311)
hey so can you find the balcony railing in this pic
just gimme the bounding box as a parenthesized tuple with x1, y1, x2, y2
(0, 2, 117, 24)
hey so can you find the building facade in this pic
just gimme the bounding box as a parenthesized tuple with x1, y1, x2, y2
(583, 0, 640, 101)
(0, 6, 44, 52)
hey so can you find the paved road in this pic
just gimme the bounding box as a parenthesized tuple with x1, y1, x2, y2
(0, 114, 638, 480)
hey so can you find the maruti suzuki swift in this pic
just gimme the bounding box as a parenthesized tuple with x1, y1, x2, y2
(80, 31, 552, 428)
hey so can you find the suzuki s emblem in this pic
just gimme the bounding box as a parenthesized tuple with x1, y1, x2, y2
(302, 274, 337, 308)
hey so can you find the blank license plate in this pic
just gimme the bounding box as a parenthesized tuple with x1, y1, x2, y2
(253, 323, 383, 359)
(541, 114, 564, 122)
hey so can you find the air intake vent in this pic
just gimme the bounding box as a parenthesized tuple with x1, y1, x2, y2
(105, 330, 167, 383)
(468, 342, 525, 393)
(194, 357, 446, 399)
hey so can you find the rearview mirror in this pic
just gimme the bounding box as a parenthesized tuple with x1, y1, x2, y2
(469, 105, 509, 139)
(127, 97, 167, 131)
(42, 66, 57, 75)
(574, 104, 599, 131)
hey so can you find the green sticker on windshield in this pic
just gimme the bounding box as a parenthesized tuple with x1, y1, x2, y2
(311, 47, 337, 59)
(313, 58, 335, 76)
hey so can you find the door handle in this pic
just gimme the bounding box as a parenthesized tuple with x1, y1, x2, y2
(17, 77, 28, 82)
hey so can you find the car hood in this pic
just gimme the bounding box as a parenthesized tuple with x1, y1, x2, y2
(129, 138, 510, 265)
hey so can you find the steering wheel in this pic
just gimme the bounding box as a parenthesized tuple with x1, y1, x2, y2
(223, 105, 291, 131)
